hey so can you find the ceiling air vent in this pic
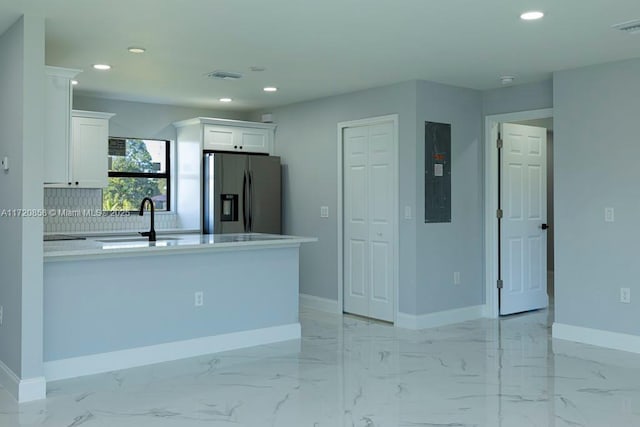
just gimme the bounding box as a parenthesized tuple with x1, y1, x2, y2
(612, 19, 640, 35)
(206, 70, 243, 80)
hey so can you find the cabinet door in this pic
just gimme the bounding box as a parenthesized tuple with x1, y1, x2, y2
(71, 117, 109, 188)
(203, 125, 236, 151)
(44, 73, 72, 184)
(237, 127, 270, 154)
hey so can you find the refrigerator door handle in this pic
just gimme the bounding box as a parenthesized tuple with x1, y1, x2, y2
(248, 171, 253, 232)
(242, 171, 248, 232)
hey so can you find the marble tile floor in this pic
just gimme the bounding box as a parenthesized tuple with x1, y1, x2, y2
(1, 307, 640, 426)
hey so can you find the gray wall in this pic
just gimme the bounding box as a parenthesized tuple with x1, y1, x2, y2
(0, 12, 45, 384)
(415, 81, 484, 313)
(0, 14, 25, 379)
(554, 58, 640, 334)
(256, 80, 485, 316)
(483, 80, 553, 116)
(254, 81, 419, 313)
(73, 95, 250, 141)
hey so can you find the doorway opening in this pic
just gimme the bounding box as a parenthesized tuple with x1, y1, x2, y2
(484, 109, 554, 318)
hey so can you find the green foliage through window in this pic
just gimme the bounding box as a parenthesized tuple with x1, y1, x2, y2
(103, 138, 170, 211)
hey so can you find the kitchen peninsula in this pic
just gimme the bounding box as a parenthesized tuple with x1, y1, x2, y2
(43, 233, 316, 381)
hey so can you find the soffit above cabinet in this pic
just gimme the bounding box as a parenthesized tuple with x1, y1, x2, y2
(172, 117, 276, 131)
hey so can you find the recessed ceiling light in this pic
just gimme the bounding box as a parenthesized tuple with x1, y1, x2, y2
(219, 98, 232, 103)
(93, 64, 111, 71)
(128, 47, 146, 54)
(71, 80, 78, 85)
(500, 75, 515, 85)
(520, 11, 544, 21)
(263, 87, 278, 92)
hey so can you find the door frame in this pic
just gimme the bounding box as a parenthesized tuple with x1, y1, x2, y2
(484, 108, 553, 318)
(337, 114, 399, 323)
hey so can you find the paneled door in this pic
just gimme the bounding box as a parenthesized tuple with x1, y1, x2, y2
(343, 122, 395, 322)
(500, 123, 548, 315)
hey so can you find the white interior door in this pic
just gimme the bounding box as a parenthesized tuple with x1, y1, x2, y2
(343, 123, 395, 322)
(500, 123, 548, 315)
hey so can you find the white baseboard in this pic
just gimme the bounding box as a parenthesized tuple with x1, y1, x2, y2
(481, 304, 496, 318)
(0, 360, 46, 403)
(552, 322, 640, 354)
(396, 305, 485, 330)
(300, 293, 341, 314)
(44, 323, 301, 382)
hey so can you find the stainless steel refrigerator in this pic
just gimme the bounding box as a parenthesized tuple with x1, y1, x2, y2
(203, 152, 281, 234)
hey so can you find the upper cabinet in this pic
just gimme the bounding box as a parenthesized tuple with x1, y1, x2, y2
(70, 110, 115, 188)
(44, 67, 115, 188)
(44, 66, 80, 185)
(174, 118, 276, 155)
(203, 124, 271, 153)
(45, 108, 115, 188)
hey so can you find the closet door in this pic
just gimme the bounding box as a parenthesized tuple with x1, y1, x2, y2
(343, 123, 395, 322)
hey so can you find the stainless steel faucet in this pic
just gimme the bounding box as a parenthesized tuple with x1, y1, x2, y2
(138, 197, 156, 242)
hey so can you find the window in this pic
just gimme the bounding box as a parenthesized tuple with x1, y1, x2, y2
(104, 138, 170, 211)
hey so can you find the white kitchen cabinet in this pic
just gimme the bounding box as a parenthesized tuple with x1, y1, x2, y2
(203, 124, 271, 153)
(72, 111, 115, 187)
(45, 110, 114, 188)
(203, 125, 236, 151)
(182, 118, 273, 154)
(236, 127, 270, 153)
(44, 66, 80, 185)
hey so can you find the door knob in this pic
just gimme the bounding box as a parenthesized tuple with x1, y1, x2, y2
(541, 224, 549, 230)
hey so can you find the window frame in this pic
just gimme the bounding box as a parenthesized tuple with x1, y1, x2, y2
(105, 137, 171, 212)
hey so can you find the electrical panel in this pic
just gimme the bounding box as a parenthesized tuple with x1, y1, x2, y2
(424, 121, 451, 223)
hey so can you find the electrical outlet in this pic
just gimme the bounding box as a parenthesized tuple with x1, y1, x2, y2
(0, 305, 3, 326)
(320, 206, 329, 218)
(453, 272, 461, 285)
(620, 288, 631, 304)
(194, 291, 204, 307)
(605, 207, 615, 223)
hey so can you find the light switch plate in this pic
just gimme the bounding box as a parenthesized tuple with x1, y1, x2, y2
(453, 272, 461, 285)
(320, 206, 329, 218)
(404, 206, 412, 220)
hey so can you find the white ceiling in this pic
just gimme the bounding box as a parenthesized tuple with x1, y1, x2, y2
(2, 0, 640, 111)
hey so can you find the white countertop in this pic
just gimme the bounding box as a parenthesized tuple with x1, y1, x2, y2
(44, 233, 317, 262)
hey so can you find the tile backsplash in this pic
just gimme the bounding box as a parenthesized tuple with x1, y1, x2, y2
(44, 188, 178, 233)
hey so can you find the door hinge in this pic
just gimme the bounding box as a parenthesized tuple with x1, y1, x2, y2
(497, 279, 504, 289)
(496, 209, 503, 219)
(497, 137, 503, 149)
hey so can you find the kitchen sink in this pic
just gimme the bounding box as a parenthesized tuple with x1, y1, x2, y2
(96, 236, 182, 243)
(44, 234, 87, 241)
